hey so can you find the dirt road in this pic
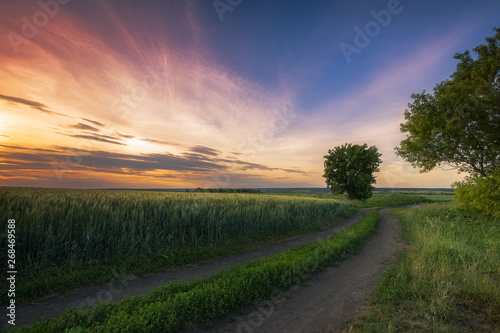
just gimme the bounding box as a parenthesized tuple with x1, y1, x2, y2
(192, 208, 404, 333)
(5, 210, 366, 329)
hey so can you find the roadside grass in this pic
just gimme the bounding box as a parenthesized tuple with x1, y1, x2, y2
(5, 211, 380, 332)
(261, 192, 445, 208)
(257, 192, 350, 201)
(0, 188, 355, 305)
(353, 203, 500, 332)
(420, 194, 455, 202)
(5, 212, 356, 305)
(364, 193, 435, 208)
(4, 191, 448, 304)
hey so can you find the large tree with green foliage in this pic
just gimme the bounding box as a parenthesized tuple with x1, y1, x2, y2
(396, 28, 500, 217)
(395, 27, 500, 178)
(323, 143, 382, 200)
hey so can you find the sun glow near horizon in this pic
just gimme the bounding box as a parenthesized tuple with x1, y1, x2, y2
(0, 0, 496, 189)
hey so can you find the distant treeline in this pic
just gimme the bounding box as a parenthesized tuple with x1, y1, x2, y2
(373, 188, 454, 195)
(191, 188, 261, 193)
(104, 187, 454, 194)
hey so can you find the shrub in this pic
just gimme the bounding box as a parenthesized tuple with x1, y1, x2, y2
(453, 170, 500, 218)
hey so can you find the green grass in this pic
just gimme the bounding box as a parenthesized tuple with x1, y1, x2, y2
(8, 222, 353, 305)
(420, 194, 456, 202)
(353, 203, 500, 332)
(5, 211, 380, 332)
(0, 187, 353, 304)
(260, 191, 448, 208)
(0, 187, 455, 309)
(0, 188, 351, 271)
(364, 193, 436, 208)
(258, 191, 350, 201)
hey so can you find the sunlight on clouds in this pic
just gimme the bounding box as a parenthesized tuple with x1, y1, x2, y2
(0, 2, 293, 161)
(377, 161, 464, 188)
(0, 116, 6, 134)
(0, 0, 300, 190)
(123, 137, 163, 154)
(0, 1, 484, 189)
(0, 104, 58, 147)
(269, 30, 473, 188)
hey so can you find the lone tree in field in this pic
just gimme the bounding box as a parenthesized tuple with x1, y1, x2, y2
(395, 27, 500, 217)
(323, 143, 382, 200)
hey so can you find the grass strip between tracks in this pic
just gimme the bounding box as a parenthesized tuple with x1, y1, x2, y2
(7, 210, 379, 333)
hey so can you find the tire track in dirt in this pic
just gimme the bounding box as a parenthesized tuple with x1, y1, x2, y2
(195, 208, 404, 333)
(6, 210, 366, 329)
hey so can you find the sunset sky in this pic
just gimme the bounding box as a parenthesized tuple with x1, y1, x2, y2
(0, 0, 499, 189)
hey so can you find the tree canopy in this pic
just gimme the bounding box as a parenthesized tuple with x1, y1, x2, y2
(395, 27, 500, 178)
(323, 143, 382, 200)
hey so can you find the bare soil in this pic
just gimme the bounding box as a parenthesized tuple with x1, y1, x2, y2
(189, 208, 404, 333)
(4, 210, 367, 329)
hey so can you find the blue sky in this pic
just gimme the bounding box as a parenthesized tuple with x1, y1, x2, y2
(0, 0, 498, 188)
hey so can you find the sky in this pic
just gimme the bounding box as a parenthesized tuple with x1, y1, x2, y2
(0, 0, 498, 189)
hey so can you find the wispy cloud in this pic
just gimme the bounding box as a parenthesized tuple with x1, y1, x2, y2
(0, 144, 306, 182)
(114, 131, 135, 139)
(0, 1, 491, 189)
(190, 145, 221, 156)
(82, 118, 106, 127)
(67, 123, 101, 132)
(140, 138, 182, 146)
(60, 134, 126, 146)
(0, 93, 67, 117)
